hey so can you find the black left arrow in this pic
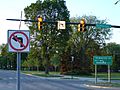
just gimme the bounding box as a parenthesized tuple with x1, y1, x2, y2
(12, 35, 23, 47)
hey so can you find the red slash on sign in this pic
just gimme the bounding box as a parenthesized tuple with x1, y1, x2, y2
(8, 31, 29, 52)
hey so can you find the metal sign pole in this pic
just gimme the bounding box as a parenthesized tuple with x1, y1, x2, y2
(71, 56, 74, 79)
(108, 65, 111, 83)
(95, 65, 97, 84)
(17, 52, 21, 90)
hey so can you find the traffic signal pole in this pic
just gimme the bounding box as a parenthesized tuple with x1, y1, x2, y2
(6, 19, 120, 29)
(111, 25, 120, 28)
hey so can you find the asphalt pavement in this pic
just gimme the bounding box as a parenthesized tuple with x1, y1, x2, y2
(0, 70, 120, 90)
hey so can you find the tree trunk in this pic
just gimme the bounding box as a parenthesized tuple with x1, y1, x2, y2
(55, 66, 57, 72)
(45, 65, 49, 74)
(45, 54, 49, 74)
(45, 58, 49, 74)
(28, 67, 30, 71)
(37, 66, 39, 71)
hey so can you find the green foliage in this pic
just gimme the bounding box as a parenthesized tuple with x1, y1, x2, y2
(0, 44, 28, 70)
(0, 1, 117, 75)
(103, 42, 120, 71)
(50, 54, 61, 69)
(24, 0, 70, 74)
(0, 44, 16, 70)
(65, 15, 112, 74)
(69, 15, 112, 48)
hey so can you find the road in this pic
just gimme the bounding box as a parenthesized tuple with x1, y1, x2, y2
(0, 70, 119, 90)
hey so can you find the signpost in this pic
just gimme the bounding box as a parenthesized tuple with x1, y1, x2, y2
(93, 56, 112, 84)
(8, 30, 30, 90)
(71, 56, 74, 79)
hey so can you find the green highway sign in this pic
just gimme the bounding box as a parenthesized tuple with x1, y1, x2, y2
(93, 56, 112, 65)
(96, 24, 111, 28)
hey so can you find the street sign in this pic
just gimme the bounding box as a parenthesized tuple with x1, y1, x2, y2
(57, 21, 66, 29)
(96, 24, 111, 28)
(8, 30, 30, 52)
(93, 56, 112, 65)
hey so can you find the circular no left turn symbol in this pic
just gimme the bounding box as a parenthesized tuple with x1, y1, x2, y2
(8, 31, 29, 51)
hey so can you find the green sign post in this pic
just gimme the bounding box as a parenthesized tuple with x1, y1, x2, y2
(93, 56, 112, 84)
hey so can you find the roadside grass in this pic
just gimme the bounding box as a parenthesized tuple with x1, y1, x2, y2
(22, 71, 62, 77)
(109, 83, 120, 87)
(22, 71, 120, 87)
(92, 72, 120, 80)
(22, 71, 120, 80)
(91, 72, 120, 87)
(89, 82, 120, 87)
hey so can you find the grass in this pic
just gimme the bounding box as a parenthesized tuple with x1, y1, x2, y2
(22, 71, 62, 77)
(88, 82, 120, 87)
(110, 83, 120, 87)
(22, 71, 120, 87)
(90, 72, 120, 87)
(22, 71, 120, 80)
(92, 72, 120, 80)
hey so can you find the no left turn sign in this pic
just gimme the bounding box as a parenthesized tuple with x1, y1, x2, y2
(8, 30, 30, 52)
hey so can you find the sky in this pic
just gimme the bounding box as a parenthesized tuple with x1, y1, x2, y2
(0, 0, 120, 45)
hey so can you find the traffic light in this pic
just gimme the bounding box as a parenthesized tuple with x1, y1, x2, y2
(80, 19, 86, 32)
(78, 19, 86, 32)
(38, 17, 43, 30)
(77, 24, 80, 32)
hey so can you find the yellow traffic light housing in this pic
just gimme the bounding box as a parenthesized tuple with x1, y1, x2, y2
(78, 24, 80, 32)
(78, 19, 86, 32)
(80, 19, 85, 25)
(38, 17, 43, 30)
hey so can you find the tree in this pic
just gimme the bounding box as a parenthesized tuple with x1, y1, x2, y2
(24, 0, 70, 74)
(65, 15, 112, 74)
(50, 54, 61, 72)
(102, 42, 120, 71)
(22, 60, 29, 70)
(0, 44, 17, 70)
(34, 58, 40, 71)
(0, 44, 28, 70)
(0, 44, 5, 51)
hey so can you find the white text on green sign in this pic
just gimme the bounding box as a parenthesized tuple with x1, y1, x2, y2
(96, 24, 111, 28)
(93, 56, 112, 65)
